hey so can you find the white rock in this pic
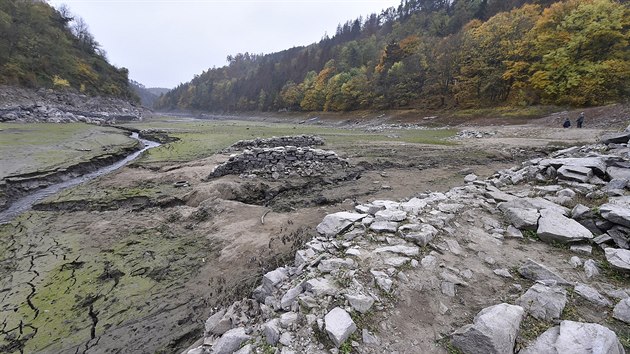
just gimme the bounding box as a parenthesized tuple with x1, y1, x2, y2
(373, 245, 419, 257)
(505, 225, 523, 238)
(324, 307, 357, 347)
(263, 319, 280, 345)
(516, 283, 567, 321)
(318, 258, 355, 273)
(316, 212, 367, 237)
(212, 327, 250, 354)
(374, 209, 407, 222)
(304, 278, 338, 296)
(613, 298, 630, 324)
(344, 293, 374, 314)
(570, 244, 592, 255)
(369, 220, 399, 233)
(464, 174, 478, 183)
(398, 223, 438, 246)
(600, 203, 630, 228)
(281, 285, 304, 310)
(605, 248, 630, 272)
(574, 283, 612, 307)
(518, 259, 570, 285)
(262, 268, 289, 293)
(583, 259, 600, 278)
(493, 268, 513, 278)
(279, 312, 299, 329)
(520, 321, 625, 354)
(501, 207, 539, 230)
(451, 303, 524, 354)
(400, 198, 427, 214)
(569, 256, 582, 268)
(537, 209, 593, 244)
(204, 309, 230, 335)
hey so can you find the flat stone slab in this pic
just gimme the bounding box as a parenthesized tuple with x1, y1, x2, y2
(557, 165, 593, 183)
(501, 207, 539, 230)
(601, 131, 630, 144)
(516, 283, 566, 321)
(499, 197, 568, 216)
(451, 303, 524, 354)
(373, 245, 419, 256)
(316, 212, 367, 237)
(324, 307, 357, 347)
(539, 157, 607, 175)
(344, 293, 374, 314)
(398, 223, 438, 246)
(600, 203, 630, 228)
(374, 209, 407, 222)
(607, 166, 630, 181)
(518, 259, 570, 285)
(537, 209, 593, 244)
(520, 321, 625, 354)
(369, 220, 399, 233)
(574, 283, 612, 307)
(605, 248, 630, 272)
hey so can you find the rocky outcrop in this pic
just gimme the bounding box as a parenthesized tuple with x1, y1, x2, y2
(208, 146, 350, 179)
(0, 85, 146, 123)
(185, 136, 630, 354)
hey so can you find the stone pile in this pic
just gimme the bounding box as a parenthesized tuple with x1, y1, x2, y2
(222, 135, 325, 153)
(449, 130, 497, 140)
(186, 132, 630, 354)
(0, 85, 145, 123)
(209, 146, 350, 180)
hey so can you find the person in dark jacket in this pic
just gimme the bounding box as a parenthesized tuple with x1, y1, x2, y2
(563, 117, 571, 128)
(577, 112, 584, 128)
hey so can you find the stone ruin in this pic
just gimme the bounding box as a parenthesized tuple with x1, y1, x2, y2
(221, 135, 325, 153)
(209, 146, 350, 180)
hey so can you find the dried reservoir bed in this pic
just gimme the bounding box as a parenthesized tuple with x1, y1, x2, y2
(0, 116, 608, 353)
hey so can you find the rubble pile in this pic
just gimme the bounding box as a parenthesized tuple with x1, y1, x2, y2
(222, 135, 325, 153)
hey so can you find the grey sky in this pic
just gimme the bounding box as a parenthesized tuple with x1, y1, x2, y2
(48, 0, 400, 89)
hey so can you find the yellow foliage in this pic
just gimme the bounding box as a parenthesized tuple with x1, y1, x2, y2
(52, 75, 70, 88)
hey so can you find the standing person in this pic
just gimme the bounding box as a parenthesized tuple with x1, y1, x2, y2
(577, 112, 584, 128)
(563, 117, 571, 128)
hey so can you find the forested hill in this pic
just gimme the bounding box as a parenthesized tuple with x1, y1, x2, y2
(0, 0, 137, 101)
(156, 0, 629, 113)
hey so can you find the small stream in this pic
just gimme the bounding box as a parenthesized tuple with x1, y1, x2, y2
(0, 133, 160, 224)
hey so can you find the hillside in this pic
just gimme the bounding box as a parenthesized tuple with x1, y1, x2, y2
(155, 0, 629, 113)
(0, 0, 137, 101)
(130, 80, 170, 108)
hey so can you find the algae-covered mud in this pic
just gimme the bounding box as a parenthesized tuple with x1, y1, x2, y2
(0, 115, 608, 353)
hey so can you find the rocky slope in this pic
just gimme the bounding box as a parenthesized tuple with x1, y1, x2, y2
(184, 130, 630, 353)
(0, 85, 148, 123)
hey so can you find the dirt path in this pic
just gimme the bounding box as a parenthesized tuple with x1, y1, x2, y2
(0, 116, 622, 353)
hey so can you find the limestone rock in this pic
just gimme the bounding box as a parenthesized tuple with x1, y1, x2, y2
(613, 298, 630, 324)
(263, 319, 281, 345)
(316, 212, 367, 237)
(373, 245, 420, 256)
(574, 283, 612, 307)
(318, 258, 355, 273)
(539, 157, 607, 175)
(374, 209, 407, 222)
(518, 259, 570, 285)
(369, 220, 399, 233)
(605, 248, 630, 272)
(516, 283, 567, 321)
(398, 223, 438, 246)
(537, 209, 593, 244)
(281, 285, 303, 310)
(601, 132, 630, 144)
(400, 198, 427, 214)
(262, 268, 289, 294)
(557, 165, 593, 183)
(505, 225, 523, 238)
(205, 309, 230, 335)
(344, 293, 374, 314)
(571, 204, 592, 220)
(500, 207, 539, 230)
(324, 307, 357, 347)
(583, 259, 599, 278)
(600, 203, 630, 228)
(304, 278, 338, 296)
(212, 327, 250, 354)
(451, 303, 524, 354)
(520, 321, 625, 354)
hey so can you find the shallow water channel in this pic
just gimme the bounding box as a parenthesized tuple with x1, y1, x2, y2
(0, 132, 160, 224)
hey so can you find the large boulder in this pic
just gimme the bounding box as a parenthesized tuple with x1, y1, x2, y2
(316, 212, 367, 237)
(501, 207, 539, 230)
(574, 283, 613, 307)
(601, 132, 630, 144)
(537, 209, 593, 244)
(520, 321, 625, 354)
(557, 165, 593, 183)
(516, 283, 567, 321)
(324, 307, 357, 347)
(451, 303, 524, 354)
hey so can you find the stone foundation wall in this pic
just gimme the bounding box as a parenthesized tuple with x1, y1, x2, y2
(209, 146, 349, 179)
(222, 135, 324, 152)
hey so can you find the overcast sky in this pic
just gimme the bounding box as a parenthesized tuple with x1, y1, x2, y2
(48, 0, 400, 89)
